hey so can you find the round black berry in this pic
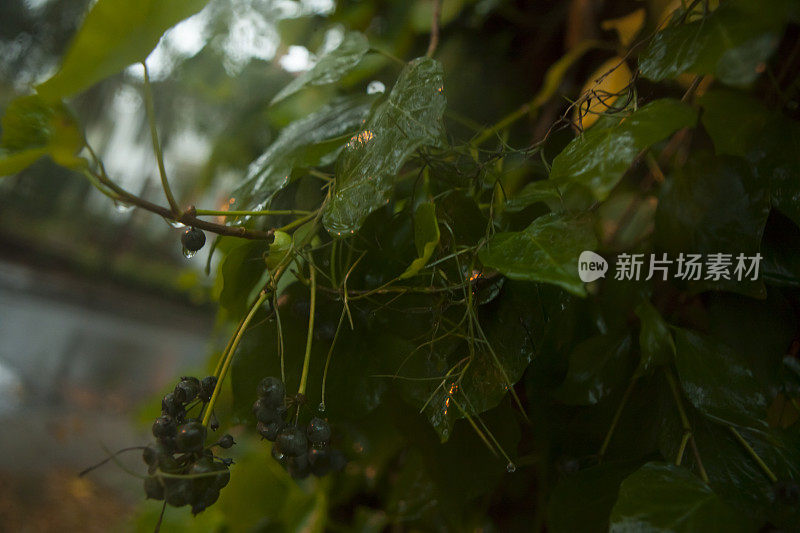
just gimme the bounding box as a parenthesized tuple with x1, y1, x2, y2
(144, 476, 164, 500)
(253, 398, 284, 424)
(191, 487, 220, 515)
(276, 426, 308, 457)
(199, 376, 217, 402)
(174, 378, 200, 403)
(175, 420, 206, 453)
(181, 228, 206, 252)
(306, 417, 331, 445)
(152, 415, 176, 440)
(164, 478, 192, 508)
(256, 377, 285, 407)
(218, 434, 235, 449)
(161, 392, 185, 421)
(257, 420, 285, 441)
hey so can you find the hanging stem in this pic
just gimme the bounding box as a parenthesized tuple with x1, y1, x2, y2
(142, 61, 180, 215)
(728, 426, 778, 483)
(665, 369, 709, 482)
(195, 209, 312, 217)
(598, 375, 638, 462)
(426, 0, 443, 58)
(202, 290, 270, 427)
(298, 262, 317, 396)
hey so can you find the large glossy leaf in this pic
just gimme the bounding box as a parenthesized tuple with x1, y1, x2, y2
(323, 57, 446, 236)
(609, 462, 750, 532)
(638, 1, 786, 85)
(479, 213, 597, 296)
(553, 333, 634, 405)
(634, 301, 674, 377)
(271, 32, 370, 104)
(655, 153, 770, 297)
(673, 328, 768, 429)
(231, 96, 375, 213)
(0, 94, 84, 176)
(399, 201, 440, 279)
(504, 180, 562, 213)
(547, 461, 642, 533)
(549, 99, 696, 201)
(658, 405, 800, 529)
(37, 0, 209, 100)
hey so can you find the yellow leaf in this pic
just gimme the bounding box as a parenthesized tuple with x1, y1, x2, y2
(573, 57, 634, 130)
(601, 8, 646, 47)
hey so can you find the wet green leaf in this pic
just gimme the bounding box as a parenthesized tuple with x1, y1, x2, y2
(639, 2, 785, 85)
(271, 32, 370, 104)
(634, 301, 674, 377)
(673, 328, 768, 429)
(609, 462, 750, 532)
(549, 99, 696, 201)
(399, 201, 440, 279)
(504, 180, 562, 213)
(655, 153, 770, 297)
(479, 213, 597, 296)
(323, 57, 446, 236)
(0, 94, 85, 176)
(547, 461, 642, 533)
(37, 0, 209, 100)
(554, 333, 634, 405)
(231, 96, 375, 212)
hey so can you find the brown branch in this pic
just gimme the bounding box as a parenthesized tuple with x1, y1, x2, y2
(426, 0, 442, 58)
(92, 166, 273, 241)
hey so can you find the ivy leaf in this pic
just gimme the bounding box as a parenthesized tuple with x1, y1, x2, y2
(638, 1, 785, 85)
(479, 213, 597, 296)
(323, 57, 446, 236)
(399, 201, 440, 279)
(547, 461, 642, 533)
(271, 32, 370, 104)
(37, 0, 209, 100)
(655, 153, 770, 297)
(634, 301, 674, 377)
(0, 94, 85, 176)
(504, 180, 563, 213)
(231, 96, 375, 213)
(673, 328, 768, 430)
(549, 99, 696, 201)
(553, 333, 634, 405)
(609, 462, 751, 532)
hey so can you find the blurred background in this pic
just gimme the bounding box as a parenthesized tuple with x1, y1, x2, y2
(0, 0, 687, 530)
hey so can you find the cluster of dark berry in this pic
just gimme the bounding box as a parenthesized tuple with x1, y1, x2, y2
(253, 376, 346, 479)
(142, 376, 234, 514)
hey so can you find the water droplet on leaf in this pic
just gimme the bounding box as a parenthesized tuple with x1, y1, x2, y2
(182, 246, 196, 259)
(366, 80, 385, 95)
(506, 462, 516, 473)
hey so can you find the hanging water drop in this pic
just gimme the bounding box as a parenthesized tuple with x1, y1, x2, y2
(182, 246, 197, 259)
(506, 462, 516, 473)
(366, 80, 386, 95)
(113, 201, 132, 213)
(166, 218, 185, 229)
(318, 402, 326, 413)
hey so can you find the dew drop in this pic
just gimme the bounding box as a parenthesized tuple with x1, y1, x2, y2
(182, 246, 197, 259)
(318, 402, 326, 413)
(366, 80, 386, 95)
(506, 462, 516, 473)
(165, 217, 185, 229)
(113, 201, 132, 213)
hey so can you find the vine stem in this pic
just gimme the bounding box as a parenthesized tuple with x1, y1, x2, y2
(195, 209, 312, 217)
(201, 290, 270, 427)
(426, 0, 442, 58)
(298, 262, 317, 396)
(142, 62, 180, 215)
(597, 375, 638, 462)
(665, 369, 709, 482)
(728, 426, 778, 483)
